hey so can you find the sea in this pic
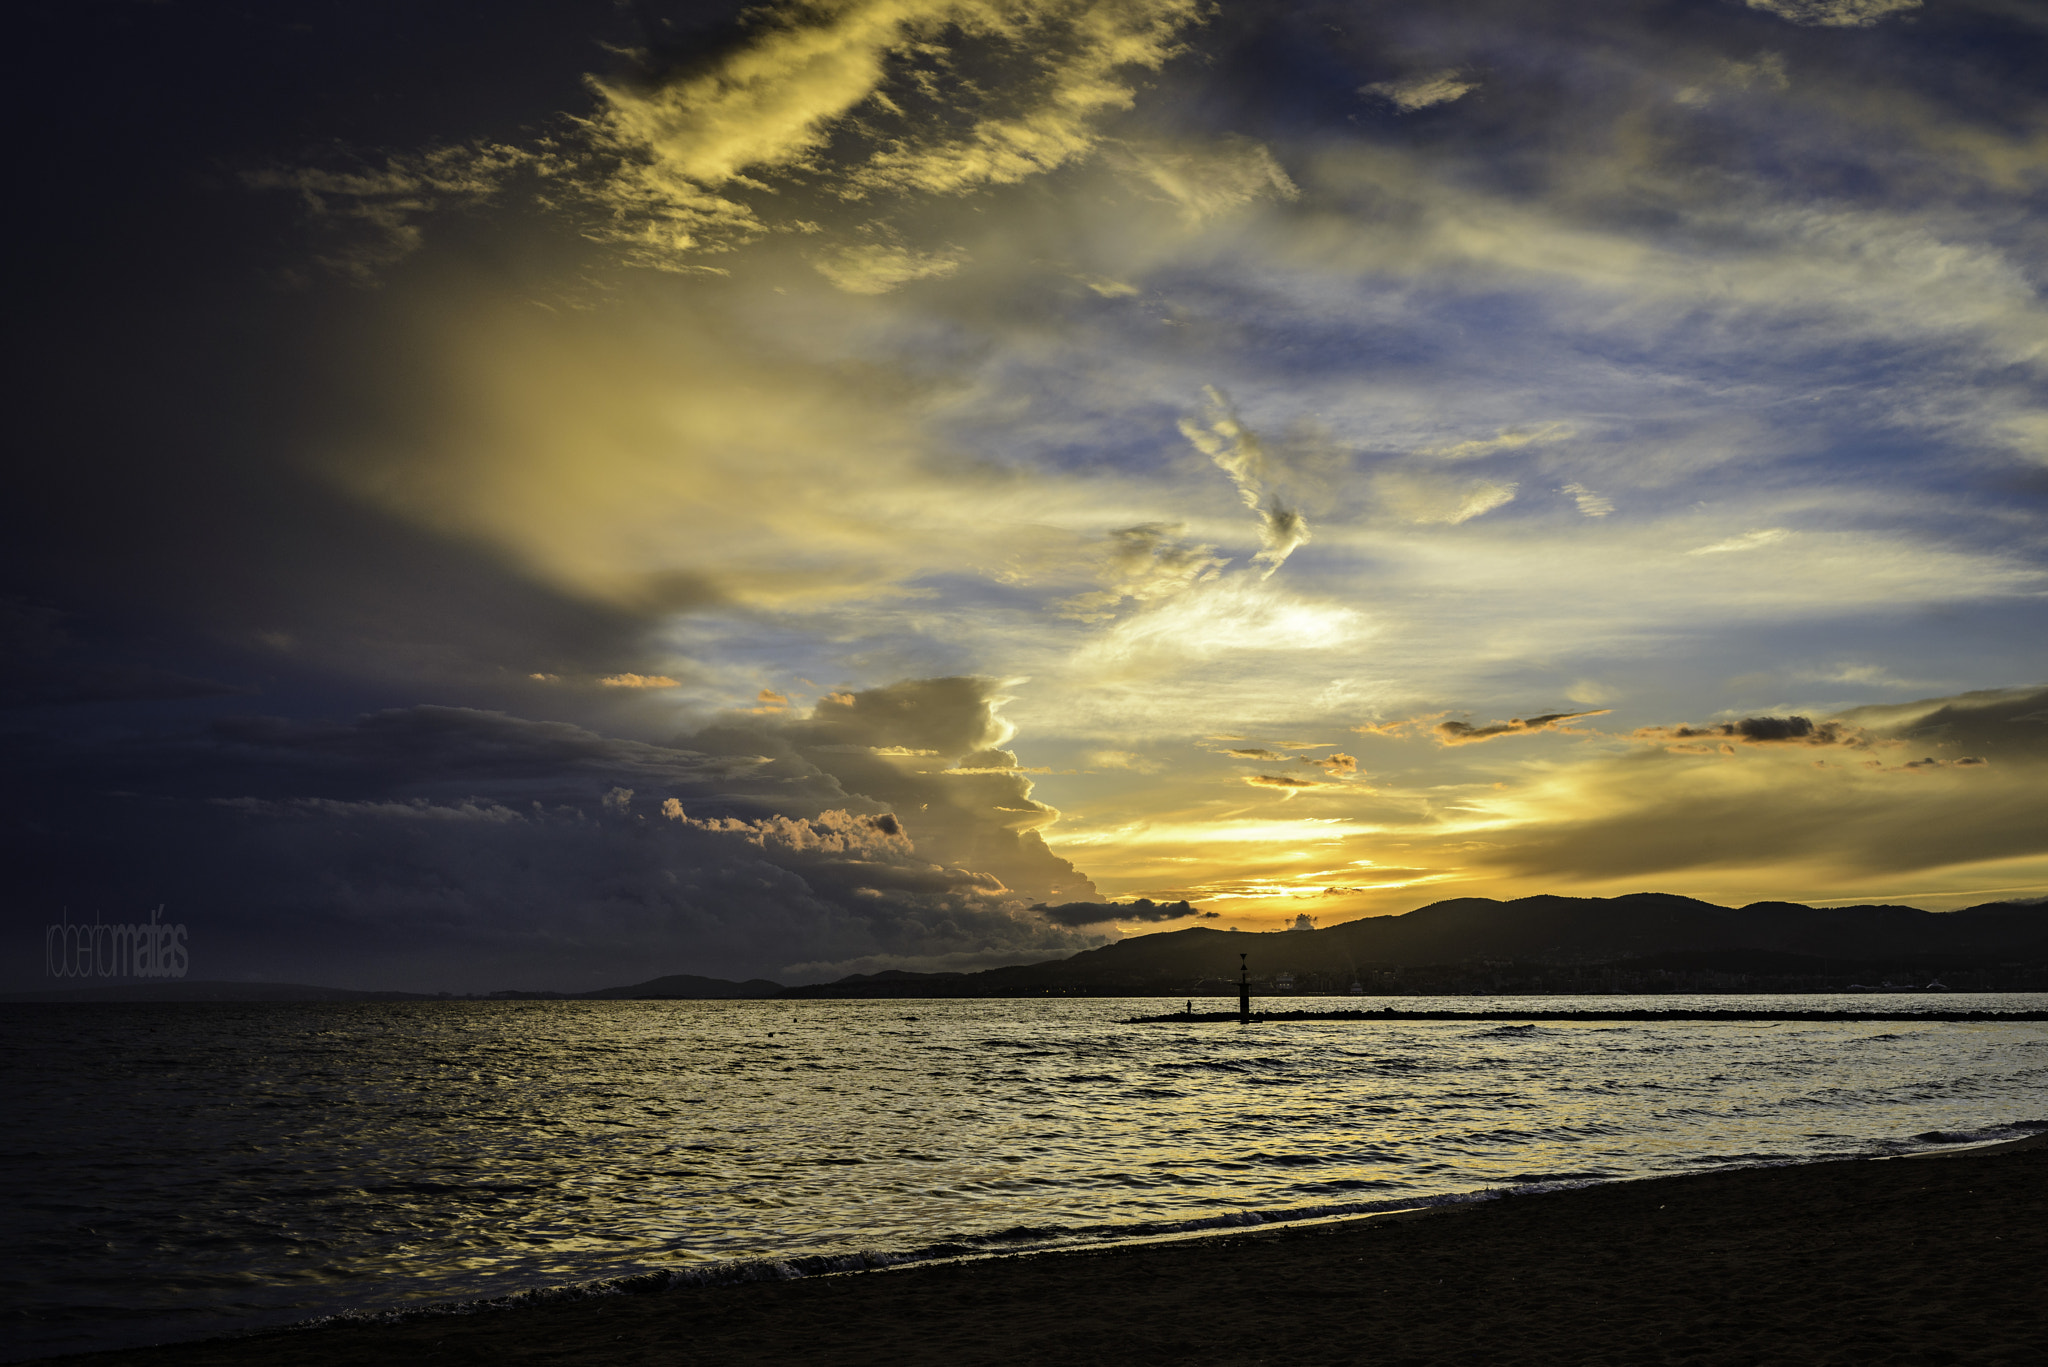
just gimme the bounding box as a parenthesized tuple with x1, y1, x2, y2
(3, 994, 2044, 1361)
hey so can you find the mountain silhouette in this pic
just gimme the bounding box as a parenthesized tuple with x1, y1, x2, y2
(785, 893, 2048, 996)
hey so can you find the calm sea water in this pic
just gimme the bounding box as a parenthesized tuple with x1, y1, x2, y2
(3, 995, 2044, 1361)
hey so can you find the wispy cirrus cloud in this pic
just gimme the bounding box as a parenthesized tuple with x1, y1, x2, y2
(1178, 387, 1314, 577)
(1744, 0, 1920, 28)
(257, 0, 1207, 279)
(1689, 529, 1790, 556)
(1360, 69, 1478, 113)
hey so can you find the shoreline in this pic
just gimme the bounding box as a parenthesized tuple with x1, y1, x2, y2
(1124, 1008, 2048, 1023)
(46, 1133, 2048, 1366)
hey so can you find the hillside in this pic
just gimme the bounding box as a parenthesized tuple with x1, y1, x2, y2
(783, 893, 2048, 997)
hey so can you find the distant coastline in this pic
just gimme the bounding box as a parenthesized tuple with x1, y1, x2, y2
(7, 891, 2044, 1002)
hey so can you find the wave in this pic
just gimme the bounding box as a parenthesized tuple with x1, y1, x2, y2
(279, 1115, 2048, 1341)
(277, 1177, 1636, 1337)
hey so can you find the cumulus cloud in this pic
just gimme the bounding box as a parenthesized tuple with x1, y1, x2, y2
(1223, 746, 1283, 759)
(663, 799, 915, 856)
(1030, 896, 1212, 926)
(1434, 709, 1611, 745)
(599, 673, 682, 688)
(1306, 752, 1358, 775)
(1361, 70, 1479, 113)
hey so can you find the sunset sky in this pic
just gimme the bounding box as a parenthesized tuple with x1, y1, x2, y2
(7, 0, 2046, 991)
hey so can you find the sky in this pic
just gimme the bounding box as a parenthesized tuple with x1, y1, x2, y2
(6, 0, 2047, 993)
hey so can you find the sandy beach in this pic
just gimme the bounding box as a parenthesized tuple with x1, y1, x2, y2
(53, 1134, 2044, 1366)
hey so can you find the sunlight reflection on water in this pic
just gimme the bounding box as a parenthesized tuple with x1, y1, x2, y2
(2, 995, 2043, 1359)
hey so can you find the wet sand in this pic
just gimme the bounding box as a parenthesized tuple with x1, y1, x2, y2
(60, 1136, 2047, 1366)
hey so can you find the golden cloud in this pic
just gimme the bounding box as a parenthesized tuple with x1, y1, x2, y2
(748, 688, 793, 714)
(1434, 709, 1610, 745)
(580, 0, 1201, 263)
(1633, 715, 1869, 750)
(1245, 773, 1328, 797)
(811, 243, 964, 294)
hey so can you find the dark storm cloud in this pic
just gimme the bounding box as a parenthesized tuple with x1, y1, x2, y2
(4, 6, 733, 726)
(1031, 898, 1212, 927)
(170, 786, 1072, 992)
(0, 678, 1101, 992)
(0, 601, 247, 709)
(211, 707, 735, 791)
